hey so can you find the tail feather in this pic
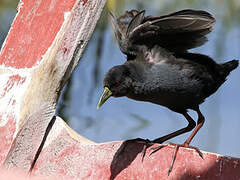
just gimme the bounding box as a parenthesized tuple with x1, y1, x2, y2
(220, 60, 238, 78)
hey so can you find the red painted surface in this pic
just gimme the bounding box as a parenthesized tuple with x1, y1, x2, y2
(0, 0, 76, 68)
(0, 75, 26, 98)
(32, 121, 240, 180)
(0, 117, 16, 164)
(0, 74, 27, 164)
(0, 168, 71, 180)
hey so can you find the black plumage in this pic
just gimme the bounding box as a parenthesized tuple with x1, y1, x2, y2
(98, 9, 239, 174)
(110, 9, 216, 57)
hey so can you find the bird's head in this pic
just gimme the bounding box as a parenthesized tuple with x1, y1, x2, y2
(97, 65, 133, 109)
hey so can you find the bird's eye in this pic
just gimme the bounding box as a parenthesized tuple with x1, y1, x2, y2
(115, 81, 120, 87)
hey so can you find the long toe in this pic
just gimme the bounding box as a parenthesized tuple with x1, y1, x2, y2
(168, 142, 203, 175)
(149, 142, 203, 175)
(149, 144, 168, 156)
(168, 142, 203, 159)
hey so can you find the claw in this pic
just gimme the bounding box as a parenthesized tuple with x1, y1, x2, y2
(185, 144, 204, 159)
(168, 145, 179, 176)
(141, 144, 147, 162)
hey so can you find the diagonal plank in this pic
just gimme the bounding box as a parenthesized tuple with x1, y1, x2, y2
(0, 0, 105, 171)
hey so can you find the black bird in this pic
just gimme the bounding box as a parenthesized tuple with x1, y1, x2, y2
(97, 9, 239, 174)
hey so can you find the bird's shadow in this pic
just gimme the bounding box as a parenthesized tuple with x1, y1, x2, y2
(109, 139, 153, 180)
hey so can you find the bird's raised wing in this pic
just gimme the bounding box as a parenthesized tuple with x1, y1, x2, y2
(109, 10, 145, 57)
(110, 9, 215, 60)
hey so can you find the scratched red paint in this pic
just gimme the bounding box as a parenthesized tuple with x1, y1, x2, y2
(0, 0, 76, 68)
(0, 115, 16, 164)
(0, 75, 25, 162)
(0, 75, 26, 98)
(32, 125, 240, 179)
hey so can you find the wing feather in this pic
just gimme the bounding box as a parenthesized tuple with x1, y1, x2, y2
(110, 9, 215, 58)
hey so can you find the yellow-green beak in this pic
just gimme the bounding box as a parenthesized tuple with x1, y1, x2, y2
(97, 87, 112, 109)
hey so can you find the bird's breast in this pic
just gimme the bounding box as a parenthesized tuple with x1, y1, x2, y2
(126, 64, 207, 110)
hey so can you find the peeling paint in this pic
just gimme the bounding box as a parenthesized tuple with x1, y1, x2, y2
(0, 75, 26, 97)
(0, 73, 31, 136)
(0, 0, 76, 69)
(0, 117, 16, 163)
(40, 11, 72, 67)
(0, 10, 72, 73)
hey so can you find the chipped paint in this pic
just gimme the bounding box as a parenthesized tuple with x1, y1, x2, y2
(0, 73, 30, 134)
(37, 11, 72, 68)
(33, 136, 240, 179)
(0, 0, 76, 69)
(0, 117, 16, 163)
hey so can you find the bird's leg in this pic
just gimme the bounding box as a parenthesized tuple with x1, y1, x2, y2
(150, 108, 205, 175)
(132, 116, 197, 160)
(183, 108, 205, 147)
(149, 112, 196, 160)
(152, 112, 196, 144)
